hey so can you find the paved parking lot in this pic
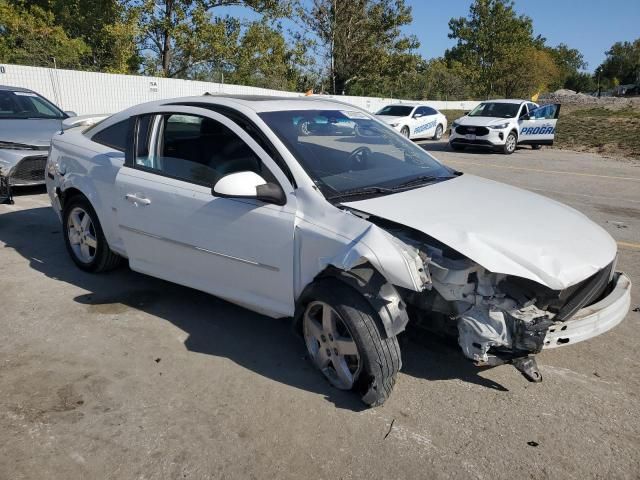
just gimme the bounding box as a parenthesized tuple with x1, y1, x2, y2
(1, 142, 639, 479)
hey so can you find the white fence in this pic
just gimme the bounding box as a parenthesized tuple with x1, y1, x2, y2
(0, 63, 479, 115)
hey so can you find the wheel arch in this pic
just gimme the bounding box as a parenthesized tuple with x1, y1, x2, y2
(294, 263, 410, 340)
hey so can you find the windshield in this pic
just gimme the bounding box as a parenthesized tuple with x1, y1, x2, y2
(375, 105, 414, 117)
(468, 102, 520, 118)
(259, 109, 454, 198)
(0, 90, 66, 119)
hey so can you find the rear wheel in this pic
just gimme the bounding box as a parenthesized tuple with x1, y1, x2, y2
(400, 126, 410, 138)
(503, 131, 517, 154)
(301, 280, 401, 407)
(432, 124, 444, 140)
(63, 196, 121, 272)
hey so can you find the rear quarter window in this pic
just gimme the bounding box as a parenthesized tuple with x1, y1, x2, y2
(91, 120, 129, 152)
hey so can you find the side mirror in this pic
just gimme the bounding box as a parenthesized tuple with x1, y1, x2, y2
(212, 171, 286, 206)
(521, 113, 530, 120)
(64, 111, 77, 117)
(413, 113, 423, 118)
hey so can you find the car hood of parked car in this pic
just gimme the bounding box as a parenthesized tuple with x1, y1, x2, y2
(0, 119, 63, 147)
(455, 116, 515, 127)
(376, 115, 407, 124)
(343, 174, 617, 290)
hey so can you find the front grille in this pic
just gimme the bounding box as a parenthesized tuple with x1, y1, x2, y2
(11, 156, 47, 185)
(554, 261, 615, 321)
(456, 125, 489, 136)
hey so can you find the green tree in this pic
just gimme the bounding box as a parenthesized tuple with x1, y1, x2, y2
(137, 0, 290, 78)
(446, 0, 542, 98)
(564, 71, 596, 93)
(546, 43, 588, 90)
(0, 0, 90, 68)
(598, 39, 640, 85)
(8, 0, 140, 72)
(300, 0, 419, 96)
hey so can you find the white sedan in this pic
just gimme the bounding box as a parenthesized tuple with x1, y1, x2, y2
(46, 95, 631, 406)
(375, 103, 447, 140)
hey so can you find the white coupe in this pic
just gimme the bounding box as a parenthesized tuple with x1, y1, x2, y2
(375, 103, 447, 140)
(46, 95, 631, 406)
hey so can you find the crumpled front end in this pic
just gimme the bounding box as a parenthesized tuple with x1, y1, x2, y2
(375, 221, 631, 382)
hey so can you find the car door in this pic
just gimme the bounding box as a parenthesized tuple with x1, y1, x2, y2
(114, 106, 297, 318)
(412, 106, 438, 138)
(518, 103, 561, 145)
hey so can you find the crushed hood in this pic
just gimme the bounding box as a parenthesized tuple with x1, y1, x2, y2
(343, 174, 617, 290)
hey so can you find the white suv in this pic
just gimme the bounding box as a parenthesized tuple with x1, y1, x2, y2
(45, 95, 630, 406)
(449, 99, 560, 154)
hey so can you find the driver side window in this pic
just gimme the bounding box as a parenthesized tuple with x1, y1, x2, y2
(134, 113, 264, 186)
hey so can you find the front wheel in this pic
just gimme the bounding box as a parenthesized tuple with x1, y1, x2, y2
(63, 196, 121, 272)
(400, 126, 410, 138)
(301, 280, 401, 407)
(503, 131, 517, 154)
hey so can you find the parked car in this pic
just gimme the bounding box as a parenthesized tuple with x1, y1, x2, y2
(0, 85, 76, 203)
(449, 99, 560, 154)
(375, 103, 447, 140)
(45, 95, 631, 406)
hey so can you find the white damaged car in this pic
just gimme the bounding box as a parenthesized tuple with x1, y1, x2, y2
(375, 103, 447, 140)
(46, 95, 631, 406)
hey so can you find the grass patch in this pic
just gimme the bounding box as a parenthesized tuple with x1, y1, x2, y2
(555, 107, 640, 158)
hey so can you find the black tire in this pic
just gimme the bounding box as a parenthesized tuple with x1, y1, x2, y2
(400, 126, 410, 138)
(531, 144, 542, 150)
(450, 143, 465, 151)
(62, 195, 121, 272)
(503, 131, 517, 154)
(299, 279, 401, 407)
(432, 124, 444, 140)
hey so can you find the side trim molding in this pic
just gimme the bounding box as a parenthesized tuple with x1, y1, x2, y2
(119, 224, 279, 271)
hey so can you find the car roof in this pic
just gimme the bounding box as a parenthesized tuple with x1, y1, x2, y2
(0, 85, 36, 93)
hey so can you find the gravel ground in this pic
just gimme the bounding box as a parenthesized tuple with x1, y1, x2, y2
(1, 142, 639, 479)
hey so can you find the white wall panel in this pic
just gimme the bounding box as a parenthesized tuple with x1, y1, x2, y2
(0, 64, 479, 115)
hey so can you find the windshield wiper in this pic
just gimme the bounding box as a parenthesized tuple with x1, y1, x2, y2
(393, 175, 441, 190)
(327, 186, 395, 201)
(0, 140, 40, 150)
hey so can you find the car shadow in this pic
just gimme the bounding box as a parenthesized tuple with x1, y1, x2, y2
(0, 205, 508, 409)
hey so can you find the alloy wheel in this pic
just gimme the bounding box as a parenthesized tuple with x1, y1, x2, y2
(67, 206, 98, 263)
(303, 301, 361, 390)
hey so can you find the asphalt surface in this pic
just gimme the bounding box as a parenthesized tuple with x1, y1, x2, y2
(1, 141, 639, 479)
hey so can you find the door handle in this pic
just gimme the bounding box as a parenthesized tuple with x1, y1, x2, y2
(125, 193, 151, 206)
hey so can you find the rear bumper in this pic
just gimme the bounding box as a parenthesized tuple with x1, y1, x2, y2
(543, 272, 631, 349)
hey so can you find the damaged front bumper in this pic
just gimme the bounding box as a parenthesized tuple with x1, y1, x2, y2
(543, 272, 631, 349)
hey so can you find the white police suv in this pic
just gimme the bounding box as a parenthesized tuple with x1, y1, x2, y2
(449, 99, 560, 154)
(375, 103, 448, 140)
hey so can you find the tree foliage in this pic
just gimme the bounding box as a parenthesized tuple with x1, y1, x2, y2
(300, 0, 419, 96)
(598, 39, 640, 86)
(0, 0, 90, 68)
(4, 0, 139, 72)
